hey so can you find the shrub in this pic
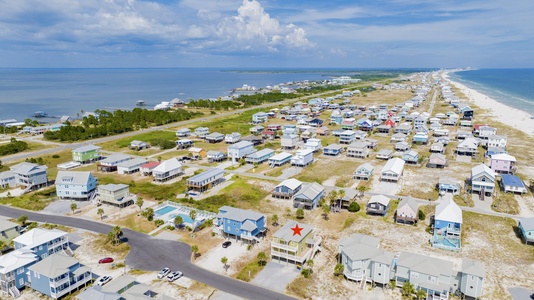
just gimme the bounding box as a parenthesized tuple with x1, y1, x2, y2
(247, 244, 252, 251)
(301, 268, 311, 278)
(154, 219, 165, 227)
(166, 225, 175, 230)
(418, 209, 426, 221)
(52, 154, 60, 159)
(348, 202, 360, 212)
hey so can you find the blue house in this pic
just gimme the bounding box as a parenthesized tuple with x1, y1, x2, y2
(357, 118, 374, 131)
(252, 112, 269, 124)
(28, 254, 92, 299)
(412, 132, 429, 144)
(13, 228, 70, 260)
(0, 249, 38, 297)
(272, 178, 302, 199)
(438, 177, 461, 195)
(293, 182, 325, 209)
(55, 171, 98, 201)
(431, 197, 462, 252)
(518, 217, 534, 245)
(216, 206, 266, 243)
(323, 144, 344, 156)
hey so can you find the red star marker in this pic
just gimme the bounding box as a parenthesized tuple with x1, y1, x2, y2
(291, 223, 303, 236)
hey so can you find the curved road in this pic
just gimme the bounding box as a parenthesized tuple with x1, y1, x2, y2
(0, 205, 295, 300)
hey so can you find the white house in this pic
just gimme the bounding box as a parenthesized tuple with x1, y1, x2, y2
(304, 138, 322, 152)
(117, 158, 146, 175)
(55, 171, 98, 201)
(281, 134, 299, 150)
(224, 132, 242, 144)
(227, 141, 256, 161)
(487, 135, 507, 149)
(471, 164, 496, 196)
(152, 158, 183, 182)
(353, 163, 374, 181)
(291, 149, 314, 167)
(380, 158, 405, 182)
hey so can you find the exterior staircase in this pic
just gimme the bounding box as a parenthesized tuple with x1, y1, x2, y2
(22, 185, 34, 194)
(9, 286, 21, 298)
(63, 246, 74, 257)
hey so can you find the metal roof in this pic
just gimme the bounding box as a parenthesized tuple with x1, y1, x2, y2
(56, 171, 94, 185)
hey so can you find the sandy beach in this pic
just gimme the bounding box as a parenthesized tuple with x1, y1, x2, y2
(443, 71, 534, 138)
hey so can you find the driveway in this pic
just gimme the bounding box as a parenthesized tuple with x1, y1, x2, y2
(251, 262, 300, 293)
(508, 287, 534, 300)
(0, 205, 295, 300)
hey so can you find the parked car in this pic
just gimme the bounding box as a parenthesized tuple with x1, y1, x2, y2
(96, 275, 112, 286)
(222, 241, 232, 248)
(167, 271, 183, 282)
(158, 267, 171, 279)
(98, 257, 114, 264)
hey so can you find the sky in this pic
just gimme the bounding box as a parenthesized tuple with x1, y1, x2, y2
(0, 0, 533, 68)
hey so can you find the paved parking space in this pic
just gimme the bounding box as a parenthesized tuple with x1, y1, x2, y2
(509, 287, 534, 300)
(251, 262, 300, 293)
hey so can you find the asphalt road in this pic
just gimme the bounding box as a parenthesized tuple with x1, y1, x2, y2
(0, 205, 296, 300)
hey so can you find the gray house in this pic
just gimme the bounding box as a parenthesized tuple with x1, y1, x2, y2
(366, 195, 390, 216)
(339, 234, 394, 285)
(10, 162, 49, 191)
(353, 163, 374, 181)
(293, 182, 325, 209)
(458, 258, 485, 299)
(272, 178, 302, 199)
(395, 252, 453, 300)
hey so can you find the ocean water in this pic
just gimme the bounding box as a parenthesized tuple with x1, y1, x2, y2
(450, 69, 534, 115)
(0, 68, 348, 122)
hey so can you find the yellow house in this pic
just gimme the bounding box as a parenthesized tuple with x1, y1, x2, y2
(189, 147, 207, 159)
(270, 220, 322, 265)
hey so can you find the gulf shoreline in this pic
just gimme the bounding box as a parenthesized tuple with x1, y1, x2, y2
(443, 71, 534, 138)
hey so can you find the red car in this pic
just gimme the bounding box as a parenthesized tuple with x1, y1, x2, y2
(98, 257, 114, 264)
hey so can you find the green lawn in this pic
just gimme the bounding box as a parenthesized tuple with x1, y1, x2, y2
(98, 130, 176, 152)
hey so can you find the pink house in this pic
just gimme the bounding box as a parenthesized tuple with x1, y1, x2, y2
(490, 153, 516, 174)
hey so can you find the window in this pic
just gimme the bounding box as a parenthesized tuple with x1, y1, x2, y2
(39, 245, 43, 251)
(19, 278, 24, 286)
(411, 272, 419, 279)
(17, 268, 24, 275)
(470, 286, 474, 289)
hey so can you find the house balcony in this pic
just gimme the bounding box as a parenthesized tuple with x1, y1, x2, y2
(271, 191, 294, 199)
(48, 240, 67, 250)
(50, 275, 91, 299)
(50, 276, 70, 288)
(0, 274, 15, 283)
(366, 206, 387, 215)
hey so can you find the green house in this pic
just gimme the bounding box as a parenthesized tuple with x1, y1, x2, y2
(270, 221, 322, 265)
(0, 219, 20, 243)
(72, 145, 101, 164)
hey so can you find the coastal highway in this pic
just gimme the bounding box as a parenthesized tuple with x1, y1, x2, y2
(1, 88, 353, 164)
(0, 205, 296, 300)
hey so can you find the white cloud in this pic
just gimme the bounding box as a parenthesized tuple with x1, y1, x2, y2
(215, 0, 314, 51)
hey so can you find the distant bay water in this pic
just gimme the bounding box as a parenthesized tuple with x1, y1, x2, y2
(450, 68, 534, 115)
(0, 68, 367, 122)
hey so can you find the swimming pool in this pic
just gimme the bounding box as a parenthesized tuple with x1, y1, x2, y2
(169, 213, 193, 224)
(155, 205, 177, 216)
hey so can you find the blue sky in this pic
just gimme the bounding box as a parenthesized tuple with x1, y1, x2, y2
(0, 0, 532, 68)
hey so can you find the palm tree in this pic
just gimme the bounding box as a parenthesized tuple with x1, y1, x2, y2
(271, 214, 279, 226)
(257, 252, 267, 266)
(337, 189, 346, 210)
(144, 208, 154, 221)
(97, 208, 105, 220)
(334, 263, 344, 276)
(191, 245, 199, 259)
(322, 203, 330, 220)
(174, 215, 184, 229)
(189, 210, 197, 231)
(0, 240, 6, 253)
(112, 226, 123, 245)
(17, 215, 28, 226)
(416, 289, 427, 300)
(136, 197, 144, 211)
(306, 259, 314, 276)
(402, 282, 415, 297)
(70, 203, 78, 214)
(221, 256, 228, 272)
(357, 185, 368, 198)
(328, 190, 338, 207)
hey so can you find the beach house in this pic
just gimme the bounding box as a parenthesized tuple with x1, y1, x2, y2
(186, 168, 225, 193)
(71, 145, 101, 164)
(270, 221, 322, 266)
(117, 158, 146, 175)
(291, 149, 314, 167)
(500, 174, 527, 194)
(176, 139, 194, 149)
(366, 195, 391, 216)
(402, 150, 420, 165)
(27, 254, 92, 299)
(347, 141, 369, 158)
(395, 141, 411, 152)
(458, 259, 485, 299)
(249, 125, 264, 135)
(227, 141, 255, 162)
(471, 164, 496, 196)
(129, 140, 148, 151)
(55, 171, 98, 201)
(205, 132, 225, 144)
(339, 130, 356, 144)
(77, 275, 162, 300)
(323, 144, 344, 156)
(430, 142, 445, 154)
(341, 118, 357, 130)
(207, 150, 227, 162)
(487, 135, 507, 149)
(281, 134, 299, 150)
(293, 182, 325, 209)
(14, 228, 70, 260)
(215, 206, 266, 243)
(194, 127, 210, 139)
(390, 133, 407, 143)
(252, 112, 269, 124)
(225, 132, 241, 144)
(380, 158, 405, 182)
(438, 177, 461, 195)
(139, 161, 160, 176)
(245, 148, 275, 164)
(396, 196, 419, 224)
(10, 162, 49, 191)
(0, 220, 20, 243)
(376, 149, 393, 160)
(338, 234, 394, 285)
(490, 153, 516, 174)
(98, 183, 132, 208)
(394, 252, 454, 300)
(97, 154, 131, 172)
(431, 197, 462, 251)
(175, 128, 191, 137)
(0, 249, 38, 297)
(268, 152, 292, 167)
(455, 137, 479, 157)
(152, 158, 183, 182)
(353, 163, 374, 181)
(0, 171, 15, 189)
(272, 178, 302, 199)
(412, 132, 429, 144)
(476, 125, 496, 138)
(303, 138, 322, 152)
(188, 147, 207, 160)
(518, 217, 534, 245)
